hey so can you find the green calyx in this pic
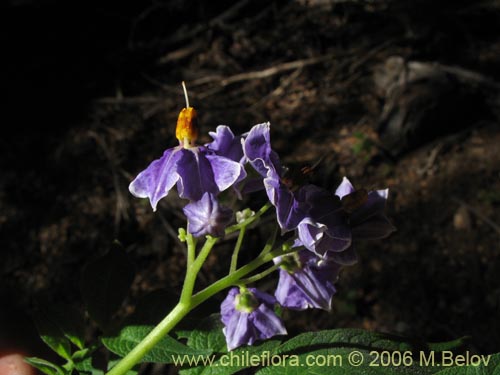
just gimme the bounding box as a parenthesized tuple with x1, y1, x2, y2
(235, 288, 259, 313)
(279, 253, 302, 274)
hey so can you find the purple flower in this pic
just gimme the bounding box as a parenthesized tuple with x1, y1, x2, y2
(129, 108, 244, 211)
(129, 146, 243, 211)
(183, 193, 232, 237)
(221, 287, 287, 351)
(335, 177, 396, 240)
(274, 251, 341, 311)
(296, 185, 351, 257)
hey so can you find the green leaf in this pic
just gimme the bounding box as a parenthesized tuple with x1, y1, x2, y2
(102, 325, 212, 364)
(33, 306, 72, 360)
(433, 352, 500, 375)
(252, 329, 469, 375)
(176, 314, 227, 353)
(74, 356, 104, 375)
(24, 357, 67, 375)
(47, 304, 86, 350)
(80, 242, 135, 330)
(274, 329, 463, 354)
(178, 340, 281, 375)
(72, 347, 104, 375)
(255, 347, 431, 375)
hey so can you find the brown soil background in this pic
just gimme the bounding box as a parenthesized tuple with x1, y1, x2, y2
(2, 0, 500, 370)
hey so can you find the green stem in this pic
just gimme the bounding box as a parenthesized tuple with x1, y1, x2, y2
(191, 245, 300, 306)
(186, 233, 196, 269)
(229, 226, 246, 273)
(106, 302, 190, 375)
(239, 263, 281, 285)
(180, 236, 218, 304)
(258, 224, 278, 257)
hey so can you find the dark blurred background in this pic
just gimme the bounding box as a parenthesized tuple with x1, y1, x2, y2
(1, 0, 500, 369)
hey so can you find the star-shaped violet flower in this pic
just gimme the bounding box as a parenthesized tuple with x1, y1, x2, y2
(296, 184, 352, 257)
(335, 177, 396, 240)
(274, 250, 341, 311)
(183, 193, 232, 238)
(221, 287, 287, 351)
(129, 107, 244, 211)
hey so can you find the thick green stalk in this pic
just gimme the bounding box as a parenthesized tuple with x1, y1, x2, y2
(180, 236, 218, 304)
(106, 302, 190, 375)
(107, 235, 219, 375)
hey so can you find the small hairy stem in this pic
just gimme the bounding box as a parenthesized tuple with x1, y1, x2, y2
(229, 227, 246, 273)
(238, 263, 281, 285)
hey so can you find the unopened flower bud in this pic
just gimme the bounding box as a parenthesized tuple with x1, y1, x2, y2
(236, 208, 255, 224)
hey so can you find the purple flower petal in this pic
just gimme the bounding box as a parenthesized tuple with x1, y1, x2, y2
(251, 304, 287, 339)
(176, 148, 218, 201)
(352, 213, 396, 239)
(243, 123, 281, 177)
(312, 232, 352, 256)
(274, 270, 311, 310)
(334, 179, 396, 241)
(350, 189, 389, 224)
(275, 251, 340, 311)
(207, 125, 245, 163)
(264, 172, 308, 232)
(326, 245, 358, 265)
(128, 148, 182, 211)
(223, 308, 252, 351)
(206, 153, 246, 192)
(183, 193, 233, 237)
(335, 177, 355, 199)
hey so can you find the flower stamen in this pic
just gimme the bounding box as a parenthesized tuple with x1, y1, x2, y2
(176, 82, 198, 145)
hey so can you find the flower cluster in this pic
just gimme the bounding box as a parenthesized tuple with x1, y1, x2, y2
(129, 103, 395, 351)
